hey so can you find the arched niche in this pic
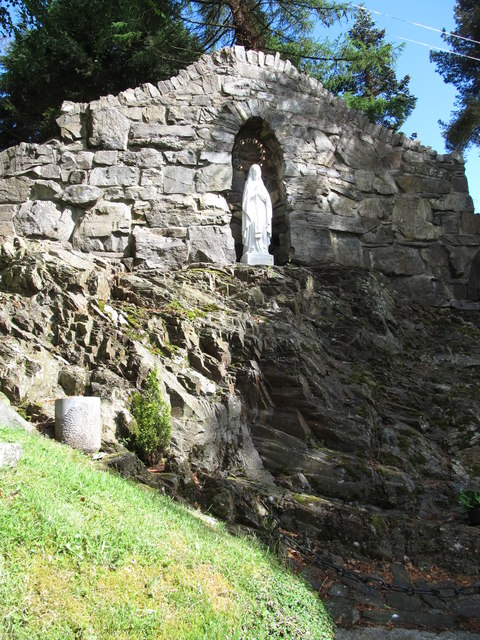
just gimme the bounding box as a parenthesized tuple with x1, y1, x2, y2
(467, 249, 480, 301)
(229, 117, 289, 264)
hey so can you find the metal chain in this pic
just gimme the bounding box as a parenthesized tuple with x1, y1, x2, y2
(263, 500, 480, 599)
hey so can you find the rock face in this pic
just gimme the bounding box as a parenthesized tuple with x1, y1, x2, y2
(0, 47, 479, 304)
(0, 238, 479, 582)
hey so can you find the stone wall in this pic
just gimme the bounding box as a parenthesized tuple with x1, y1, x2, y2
(1, 46, 480, 304)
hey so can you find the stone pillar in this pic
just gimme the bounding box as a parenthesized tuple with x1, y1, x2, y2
(55, 397, 101, 453)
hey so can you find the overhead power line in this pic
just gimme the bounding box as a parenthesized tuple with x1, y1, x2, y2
(350, 2, 480, 47)
(391, 35, 480, 63)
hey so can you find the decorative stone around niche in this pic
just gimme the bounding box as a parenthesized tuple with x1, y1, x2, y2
(55, 396, 101, 453)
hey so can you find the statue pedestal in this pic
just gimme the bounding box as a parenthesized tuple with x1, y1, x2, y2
(55, 396, 101, 453)
(240, 251, 273, 266)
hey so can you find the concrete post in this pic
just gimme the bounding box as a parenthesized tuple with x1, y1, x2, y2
(55, 396, 101, 453)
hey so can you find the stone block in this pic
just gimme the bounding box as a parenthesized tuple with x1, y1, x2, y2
(187, 225, 236, 264)
(140, 168, 164, 188)
(392, 197, 438, 241)
(328, 192, 356, 217)
(163, 166, 196, 194)
(0, 176, 31, 203)
(461, 212, 480, 235)
(31, 180, 64, 201)
(90, 166, 139, 187)
(434, 192, 474, 213)
(312, 131, 336, 167)
(357, 197, 392, 220)
(89, 109, 130, 150)
(196, 164, 232, 193)
(133, 227, 188, 269)
(64, 185, 103, 206)
(137, 148, 164, 168)
(143, 105, 166, 123)
(75, 202, 131, 238)
(291, 225, 335, 265)
(129, 123, 195, 148)
(164, 150, 197, 166)
(199, 151, 231, 164)
(93, 150, 118, 166)
(333, 234, 362, 266)
(367, 245, 424, 276)
(144, 195, 198, 228)
(396, 174, 450, 195)
(56, 111, 84, 142)
(14, 200, 75, 242)
(198, 193, 230, 213)
(337, 134, 377, 170)
(222, 79, 251, 98)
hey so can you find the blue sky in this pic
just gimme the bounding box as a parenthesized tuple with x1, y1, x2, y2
(319, 0, 479, 212)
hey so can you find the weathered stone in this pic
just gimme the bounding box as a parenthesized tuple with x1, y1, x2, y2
(163, 166, 196, 194)
(392, 198, 438, 241)
(14, 200, 75, 242)
(196, 164, 233, 193)
(337, 134, 377, 170)
(143, 105, 166, 123)
(328, 192, 356, 217)
(93, 150, 119, 166)
(434, 192, 474, 213)
(64, 185, 103, 206)
(74, 202, 131, 239)
(396, 174, 450, 195)
(30, 164, 61, 180)
(0, 176, 31, 203)
(58, 366, 89, 396)
(137, 148, 164, 168)
(0, 392, 34, 432)
(140, 168, 164, 188)
(187, 225, 236, 264)
(0, 204, 18, 237)
(89, 109, 130, 150)
(133, 227, 188, 268)
(129, 123, 195, 148)
(90, 166, 139, 187)
(31, 180, 64, 201)
(367, 245, 424, 276)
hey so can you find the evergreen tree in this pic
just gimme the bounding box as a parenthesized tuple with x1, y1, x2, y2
(181, 0, 350, 52)
(183, 2, 415, 130)
(320, 10, 416, 130)
(0, 0, 200, 148)
(431, 0, 480, 151)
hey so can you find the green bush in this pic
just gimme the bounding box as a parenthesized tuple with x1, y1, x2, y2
(459, 488, 480, 511)
(130, 369, 171, 465)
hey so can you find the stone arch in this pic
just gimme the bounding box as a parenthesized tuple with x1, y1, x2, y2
(467, 250, 480, 301)
(229, 117, 289, 264)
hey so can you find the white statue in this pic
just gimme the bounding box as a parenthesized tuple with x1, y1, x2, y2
(240, 164, 274, 265)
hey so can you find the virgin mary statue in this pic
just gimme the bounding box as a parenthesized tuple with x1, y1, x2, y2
(240, 164, 273, 265)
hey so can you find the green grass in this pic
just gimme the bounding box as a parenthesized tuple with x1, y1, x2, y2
(0, 427, 334, 640)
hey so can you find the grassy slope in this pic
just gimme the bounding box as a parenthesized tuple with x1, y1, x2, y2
(0, 427, 334, 640)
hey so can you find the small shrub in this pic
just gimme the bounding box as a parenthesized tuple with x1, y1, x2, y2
(130, 369, 171, 465)
(459, 488, 480, 511)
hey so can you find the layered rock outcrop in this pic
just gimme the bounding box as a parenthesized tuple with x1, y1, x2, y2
(0, 238, 478, 584)
(0, 47, 479, 630)
(0, 47, 479, 304)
